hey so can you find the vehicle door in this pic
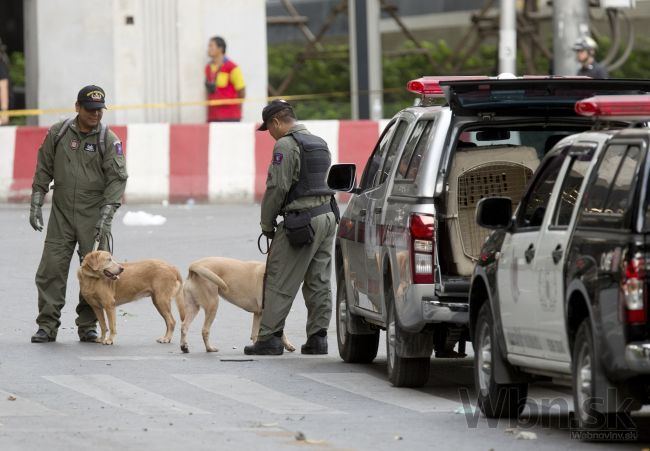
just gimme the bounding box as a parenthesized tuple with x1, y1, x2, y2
(362, 117, 411, 314)
(346, 119, 397, 313)
(533, 144, 597, 363)
(497, 152, 566, 358)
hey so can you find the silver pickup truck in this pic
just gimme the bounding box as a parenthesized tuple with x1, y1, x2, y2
(328, 77, 650, 387)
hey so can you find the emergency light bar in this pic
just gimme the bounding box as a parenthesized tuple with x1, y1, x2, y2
(575, 95, 650, 119)
(406, 76, 489, 97)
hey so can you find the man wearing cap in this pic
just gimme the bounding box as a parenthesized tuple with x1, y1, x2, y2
(572, 36, 608, 79)
(29, 85, 128, 343)
(244, 100, 338, 356)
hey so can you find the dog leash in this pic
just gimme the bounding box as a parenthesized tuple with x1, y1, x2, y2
(91, 232, 113, 253)
(257, 233, 271, 255)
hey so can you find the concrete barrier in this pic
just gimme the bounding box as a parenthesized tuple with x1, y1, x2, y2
(0, 120, 387, 203)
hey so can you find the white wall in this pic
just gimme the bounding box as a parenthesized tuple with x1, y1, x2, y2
(26, 0, 116, 126)
(25, 0, 268, 126)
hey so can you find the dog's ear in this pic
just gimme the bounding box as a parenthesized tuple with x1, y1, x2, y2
(83, 251, 102, 272)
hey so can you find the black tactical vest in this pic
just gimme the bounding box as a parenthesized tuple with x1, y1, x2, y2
(285, 131, 335, 205)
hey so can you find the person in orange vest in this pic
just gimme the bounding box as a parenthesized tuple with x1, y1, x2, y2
(204, 36, 246, 122)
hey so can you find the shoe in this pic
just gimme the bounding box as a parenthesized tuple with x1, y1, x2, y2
(244, 336, 284, 355)
(31, 329, 55, 343)
(79, 330, 99, 343)
(301, 332, 328, 355)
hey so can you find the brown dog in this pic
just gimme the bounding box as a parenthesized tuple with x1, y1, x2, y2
(180, 257, 295, 353)
(78, 250, 185, 345)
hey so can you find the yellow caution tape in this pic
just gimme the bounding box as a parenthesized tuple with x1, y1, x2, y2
(0, 88, 402, 118)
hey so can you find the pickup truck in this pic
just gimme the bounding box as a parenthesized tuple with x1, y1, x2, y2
(471, 95, 650, 432)
(328, 78, 650, 387)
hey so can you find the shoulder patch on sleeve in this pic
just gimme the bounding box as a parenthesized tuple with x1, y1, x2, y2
(272, 152, 283, 165)
(114, 141, 123, 156)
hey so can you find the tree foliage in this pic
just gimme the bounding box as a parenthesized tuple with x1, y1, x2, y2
(269, 37, 650, 120)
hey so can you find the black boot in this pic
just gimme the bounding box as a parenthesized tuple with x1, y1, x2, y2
(244, 335, 284, 355)
(301, 330, 328, 355)
(79, 329, 99, 343)
(31, 329, 55, 343)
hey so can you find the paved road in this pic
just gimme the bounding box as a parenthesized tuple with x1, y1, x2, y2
(0, 203, 647, 450)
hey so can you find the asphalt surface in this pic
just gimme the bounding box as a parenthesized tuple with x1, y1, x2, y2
(0, 203, 648, 450)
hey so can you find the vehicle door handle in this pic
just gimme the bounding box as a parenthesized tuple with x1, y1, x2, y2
(374, 207, 382, 215)
(552, 245, 563, 264)
(524, 244, 535, 263)
(359, 209, 367, 217)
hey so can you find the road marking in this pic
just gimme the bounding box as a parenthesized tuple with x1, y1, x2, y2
(173, 374, 342, 415)
(79, 355, 187, 361)
(0, 389, 63, 417)
(301, 373, 459, 413)
(44, 375, 210, 416)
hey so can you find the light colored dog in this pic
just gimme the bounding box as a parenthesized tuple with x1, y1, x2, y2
(78, 250, 185, 345)
(180, 257, 295, 353)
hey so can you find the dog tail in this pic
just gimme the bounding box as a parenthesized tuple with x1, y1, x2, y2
(173, 271, 186, 322)
(188, 263, 229, 292)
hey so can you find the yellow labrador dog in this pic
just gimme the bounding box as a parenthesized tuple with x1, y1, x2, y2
(180, 257, 295, 354)
(78, 250, 185, 345)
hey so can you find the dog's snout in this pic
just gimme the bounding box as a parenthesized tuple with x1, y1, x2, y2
(117, 265, 124, 274)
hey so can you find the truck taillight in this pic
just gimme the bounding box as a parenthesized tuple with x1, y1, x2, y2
(621, 254, 647, 324)
(409, 213, 435, 284)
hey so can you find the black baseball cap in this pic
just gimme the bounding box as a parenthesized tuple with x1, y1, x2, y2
(257, 99, 293, 131)
(77, 85, 106, 110)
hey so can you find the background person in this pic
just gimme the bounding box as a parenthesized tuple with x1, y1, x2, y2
(572, 36, 608, 79)
(204, 36, 246, 122)
(244, 100, 338, 356)
(29, 85, 128, 343)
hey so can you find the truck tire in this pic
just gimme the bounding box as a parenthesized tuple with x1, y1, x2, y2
(572, 319, 634, 433)
(474, 302, 527, 418)
(386, 288, 430, 387)
(336, 266, 379, 363)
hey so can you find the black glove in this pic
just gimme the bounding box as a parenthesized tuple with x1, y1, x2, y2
(29, 191, 44, 231)
(262, 229, 275, 240)
(205, 80, 216, 94)
(95, 204, 116, 242)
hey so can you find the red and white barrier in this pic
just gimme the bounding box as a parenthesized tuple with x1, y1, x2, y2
(0, 120, 388, 203)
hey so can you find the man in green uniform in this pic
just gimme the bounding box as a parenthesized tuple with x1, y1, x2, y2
(29, 85, 128, 343)
(244, 100, 338, 356)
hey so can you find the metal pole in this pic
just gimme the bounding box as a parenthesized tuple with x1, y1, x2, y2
(499, 0, 517, 75)
(348, 0, 382, 120)
(348, 0, 359, 120)
(553, 0, 589, 76)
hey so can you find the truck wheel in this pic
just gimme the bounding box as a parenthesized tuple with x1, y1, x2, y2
(474, 302, 527, 418)
(572, 319, 632, 432)
(336, 266, 379, 363)
(386, 289, 430, 387)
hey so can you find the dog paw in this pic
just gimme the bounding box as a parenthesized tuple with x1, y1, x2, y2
(180, 344, 190, 353)
(157, 337, 172, 344)
(285, 344, 296, 352)
(102, 339, 114, 345)
(206, 346, 219, 353)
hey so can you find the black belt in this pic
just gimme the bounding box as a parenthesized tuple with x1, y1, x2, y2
(308, 203, 333, 218)
(285, 203, 332, 219)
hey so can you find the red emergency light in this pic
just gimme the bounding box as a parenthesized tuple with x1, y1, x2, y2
(575, 95, 650, 119)
(406, 76, 489, 97)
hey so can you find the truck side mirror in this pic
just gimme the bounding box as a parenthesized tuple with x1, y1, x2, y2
(476, 197, 513, 229)
(327, 164, 357, 193)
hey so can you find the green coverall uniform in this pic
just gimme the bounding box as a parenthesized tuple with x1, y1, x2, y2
(259, 124, 336, 340)
(32, 118, 128, 340)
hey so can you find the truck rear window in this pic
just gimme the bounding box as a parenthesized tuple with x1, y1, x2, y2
(578, 144, 645, 229)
